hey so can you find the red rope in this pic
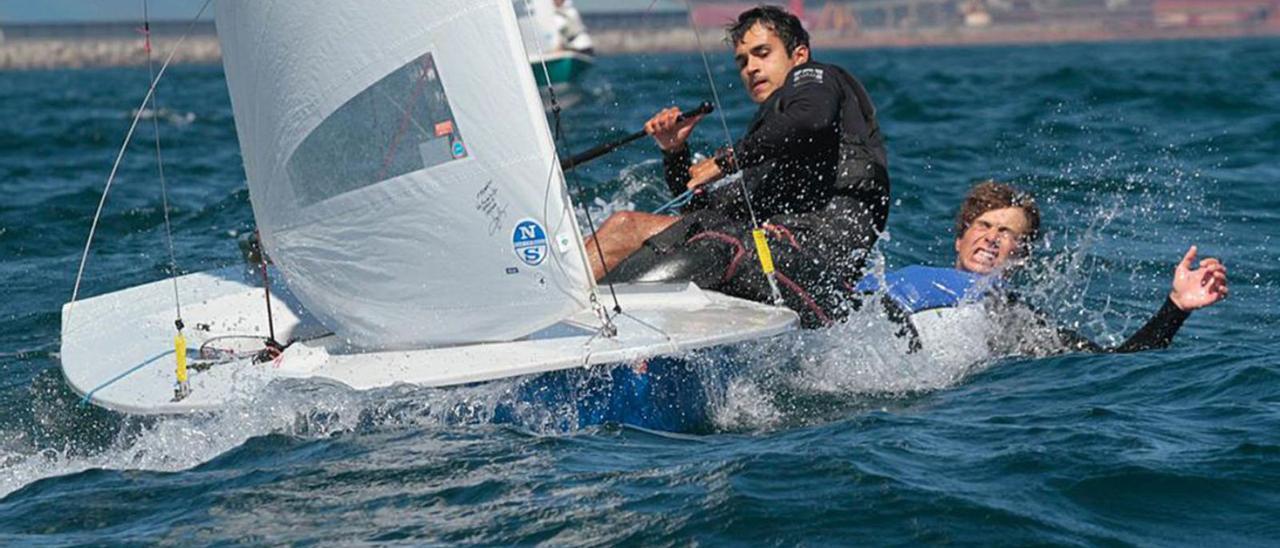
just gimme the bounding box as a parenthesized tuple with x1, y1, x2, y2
(775, 271, 833, 326)
(688, 230, 746, 284)
(376, 58, 435, 182)
(136, 22, 152, 54)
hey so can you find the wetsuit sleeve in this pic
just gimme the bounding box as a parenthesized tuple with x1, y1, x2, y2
(662, 146, 714, 212)
(1110, 297, 1191, 353)
(733, 67, 844, 170)
(1049, 322, 1106, 353)
(1044, 297, 1190, 354)
(662, 146, 692, 197)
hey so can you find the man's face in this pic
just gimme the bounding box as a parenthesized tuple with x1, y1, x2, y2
(954, 207, 1031, 274)
(733, 23, 810, 103)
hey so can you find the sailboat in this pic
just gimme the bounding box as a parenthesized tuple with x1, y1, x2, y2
(515, 0, 595, 86)
(59, 1, 795, 432)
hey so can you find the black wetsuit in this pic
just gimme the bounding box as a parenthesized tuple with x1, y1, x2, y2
(604, 61, 889, 327)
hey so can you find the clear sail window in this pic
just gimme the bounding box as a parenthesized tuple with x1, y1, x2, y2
(288, 52, 467, 206)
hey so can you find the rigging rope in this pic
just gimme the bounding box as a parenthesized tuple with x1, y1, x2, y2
(252, 232, 283, 354)
(66, 0, 214, 327)
(141, 0, 185, 328)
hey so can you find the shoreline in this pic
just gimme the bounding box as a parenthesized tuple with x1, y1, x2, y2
(1, 25, 1277, 70)
(0, 37, 219, 70)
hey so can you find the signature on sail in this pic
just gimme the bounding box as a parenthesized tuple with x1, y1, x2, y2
(475, 180, 509, 236)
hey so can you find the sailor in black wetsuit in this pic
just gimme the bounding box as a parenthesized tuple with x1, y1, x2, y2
(585, 6, 889, 328)
(853, 181, 1229, 356)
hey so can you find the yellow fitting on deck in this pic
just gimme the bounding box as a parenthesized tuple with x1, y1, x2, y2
(752, 228, 775, 275)
(174, 332, 189, 385)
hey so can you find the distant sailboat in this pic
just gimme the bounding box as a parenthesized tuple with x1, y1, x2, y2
(60, 0, 794, 431)
(515, 0, 595, 86)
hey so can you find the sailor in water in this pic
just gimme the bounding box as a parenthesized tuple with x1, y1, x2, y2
(584, 5, 890, 328)
(856, 181, 1229, 356)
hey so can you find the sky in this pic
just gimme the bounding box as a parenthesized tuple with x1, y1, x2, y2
(0, 0, 687, 23)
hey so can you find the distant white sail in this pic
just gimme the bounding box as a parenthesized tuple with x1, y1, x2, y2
(216, 0, 593, 349)
(514, 0, 563, 54)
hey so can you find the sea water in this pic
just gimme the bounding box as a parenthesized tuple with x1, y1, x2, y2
(1, 38, 1278, 544)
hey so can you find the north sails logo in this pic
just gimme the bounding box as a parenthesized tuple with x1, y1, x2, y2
(512, 219, 548, 267)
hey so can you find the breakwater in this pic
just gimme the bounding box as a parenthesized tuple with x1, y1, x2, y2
(0, 37, 220, 70)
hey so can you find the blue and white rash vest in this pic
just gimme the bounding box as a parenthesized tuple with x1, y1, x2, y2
(853, 266, 1005, 361)
(854, 266, 1002, 314)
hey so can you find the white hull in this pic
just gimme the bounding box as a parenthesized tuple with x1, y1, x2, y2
(61, 267, 797, 415)
(529, 49, 594, 65)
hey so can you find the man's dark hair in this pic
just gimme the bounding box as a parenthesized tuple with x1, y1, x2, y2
(955, 181, 1042, 251)
(726, 5, 810, 56)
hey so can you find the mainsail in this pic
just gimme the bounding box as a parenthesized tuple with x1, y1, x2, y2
(215, 1, 594, 349)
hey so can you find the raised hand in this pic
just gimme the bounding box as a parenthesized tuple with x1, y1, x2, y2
(645, 107, 703, 152)
(1169, 245, 1229, 312)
